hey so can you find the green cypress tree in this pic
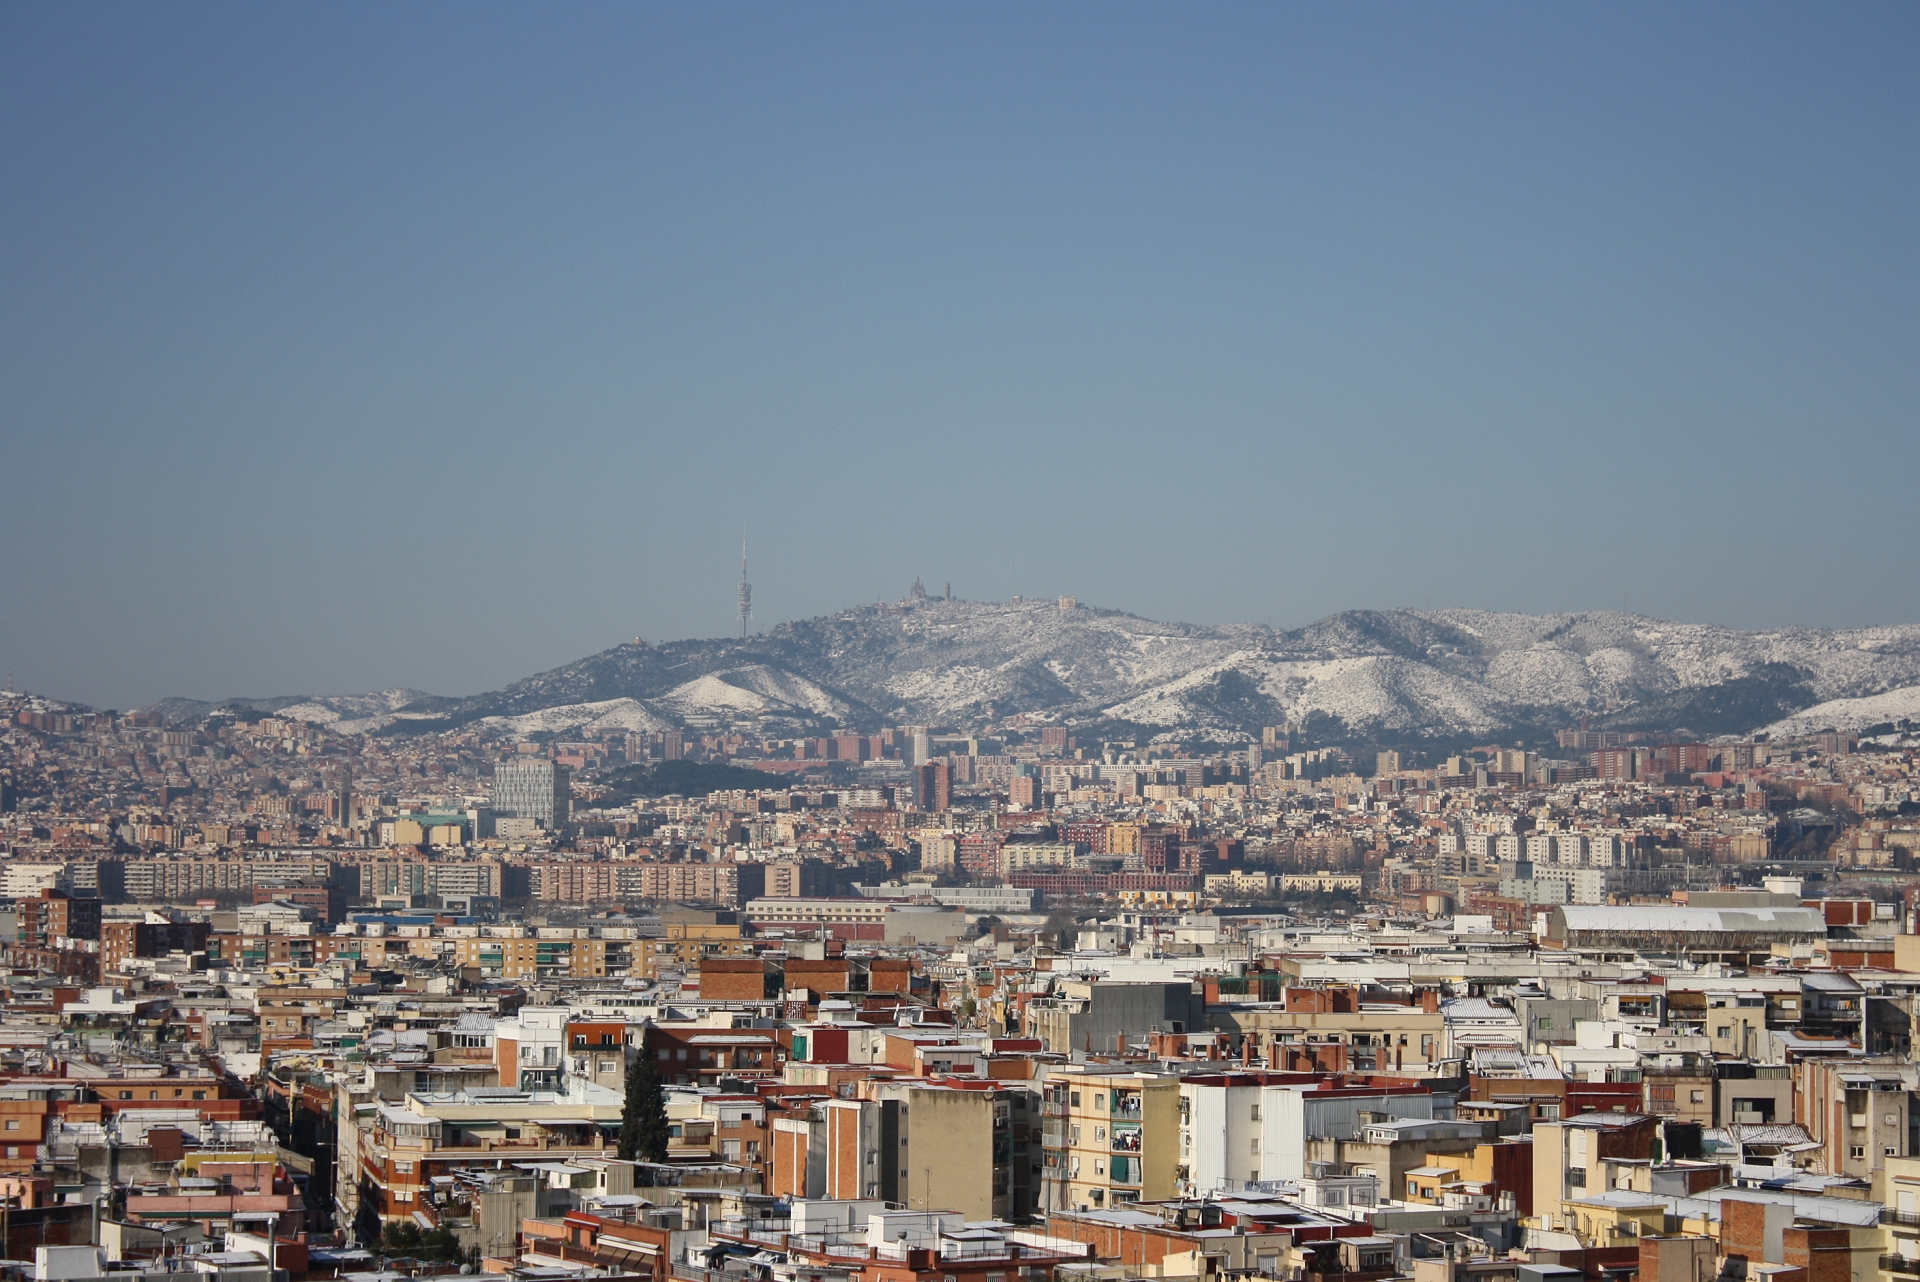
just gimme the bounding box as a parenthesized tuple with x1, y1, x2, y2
(617, 1054, 644, 1160)
(619, 1049, 669, 1163)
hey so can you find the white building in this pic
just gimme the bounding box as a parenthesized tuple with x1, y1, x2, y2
(494, 1005, 569, 1091)
(5, 864, 68, 898)
(1178, 1076, 1441, 1188)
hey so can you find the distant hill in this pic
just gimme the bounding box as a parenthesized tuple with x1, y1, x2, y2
(148, 600, 1920, 745)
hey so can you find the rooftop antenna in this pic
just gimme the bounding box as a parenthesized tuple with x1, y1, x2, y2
(737, 532, 752, 638)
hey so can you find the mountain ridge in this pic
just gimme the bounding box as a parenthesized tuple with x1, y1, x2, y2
(135, 601, 1920, 744)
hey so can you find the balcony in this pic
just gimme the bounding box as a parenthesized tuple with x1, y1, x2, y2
(1880, 1257, 1920, 1276)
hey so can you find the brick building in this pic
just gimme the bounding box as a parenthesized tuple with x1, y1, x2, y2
(16, 890, 101, 947)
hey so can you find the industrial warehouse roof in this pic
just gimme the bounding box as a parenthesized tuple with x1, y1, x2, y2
(1554, 906, 1826, 934)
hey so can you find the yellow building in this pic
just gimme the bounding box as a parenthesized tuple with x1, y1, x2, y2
(1215, 1003, 1446, 1075)
(1117, 889, 1201, 908)
(1043, 1070, 1180, 1212)
(452, 935, 620, 978)
(1204, 870, 1274, 897)
(636, 934, 758, 980)
(1876, 1154, 1920, 1282)
(1557, 1191, 1669, 1247)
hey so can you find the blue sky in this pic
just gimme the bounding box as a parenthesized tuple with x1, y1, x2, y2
(3, 3, 1915, 709)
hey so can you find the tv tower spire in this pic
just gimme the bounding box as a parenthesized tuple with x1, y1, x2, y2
(737, 533, 752, 638)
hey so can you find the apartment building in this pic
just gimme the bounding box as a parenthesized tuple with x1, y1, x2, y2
(16, 889, 100, 947)
(1042, 1070, 1180, 1212)
(450, 933, 628, 980)
(805, 1082, 1036, 1220)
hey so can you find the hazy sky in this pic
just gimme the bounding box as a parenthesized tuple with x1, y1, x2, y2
(3, 4, 1916, 710)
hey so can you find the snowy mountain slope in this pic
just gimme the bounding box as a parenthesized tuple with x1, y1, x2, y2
(147, 689, 431, 729)
(1762, 684, 1920, 738)
(155, 599, 1920, 741)
(655, 666, 856, 722)
(478, 698, 677, 737)
(272, 690, 436, 734)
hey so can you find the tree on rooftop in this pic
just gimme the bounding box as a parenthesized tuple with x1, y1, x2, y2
(618, 1045, 669, 1163)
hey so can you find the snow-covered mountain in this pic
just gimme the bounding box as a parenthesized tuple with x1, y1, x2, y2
(144, 689, 431, 732)
(1761, 684, 1920, 739)
(167, 600, 1920, 743)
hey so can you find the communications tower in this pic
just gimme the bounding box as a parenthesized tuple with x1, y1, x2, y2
(737, 535, 752, 638)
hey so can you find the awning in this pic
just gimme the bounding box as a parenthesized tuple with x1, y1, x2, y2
(597, 1237, 662, 1258)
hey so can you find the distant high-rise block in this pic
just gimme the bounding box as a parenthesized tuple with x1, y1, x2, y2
(913, 759, 951, 812)
(493, 758, 571, 828)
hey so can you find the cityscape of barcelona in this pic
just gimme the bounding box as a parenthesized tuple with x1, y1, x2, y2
(1, 8, 1918, 1282)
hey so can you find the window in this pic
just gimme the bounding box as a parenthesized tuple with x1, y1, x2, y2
(1070, 1092, 1080, 1107)
(1888, 1147, 1900, 1157)
(1568, 1167, 1587, 1189)
(1691, 1091, 1705, 1104)
(1850, 1146, 1865, 1160)
(1716, 1027, 1731, 1039)
(193, 1091, 205, 1101)
(3, 1121, 15, 1132)
(119, 1092, 131, 1100)
(393, 1190, 412, 1203)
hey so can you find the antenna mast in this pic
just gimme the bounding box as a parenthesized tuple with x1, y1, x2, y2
(737, 533, 752, 638)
